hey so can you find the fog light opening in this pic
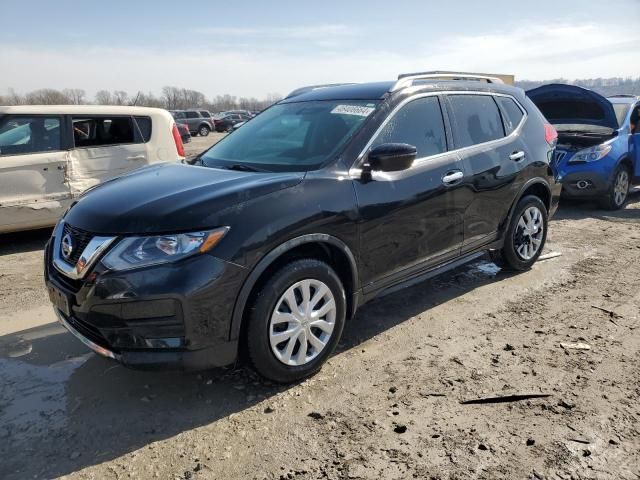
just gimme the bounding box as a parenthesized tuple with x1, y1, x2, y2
(576, 180, 591, 190)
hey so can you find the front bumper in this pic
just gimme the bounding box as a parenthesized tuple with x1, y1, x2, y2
(45, 238, 246, 370)
(561, 171, 609, 198)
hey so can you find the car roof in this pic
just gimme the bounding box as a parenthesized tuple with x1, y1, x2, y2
(0, 105, 169, 115)
(280, 80, 521, 104)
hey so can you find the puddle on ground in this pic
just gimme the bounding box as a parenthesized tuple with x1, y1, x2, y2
(0, 353, 92, 440)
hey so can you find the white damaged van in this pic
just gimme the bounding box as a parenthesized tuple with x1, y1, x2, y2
(0, 105, 185, 233)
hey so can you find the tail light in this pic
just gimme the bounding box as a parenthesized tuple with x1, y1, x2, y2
(172, 123, 185, 157)
(544, 123, 558, 146)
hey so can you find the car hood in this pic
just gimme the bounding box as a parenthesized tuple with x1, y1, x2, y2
(526, 84, 618, 131)
(64, 163, 304, 234)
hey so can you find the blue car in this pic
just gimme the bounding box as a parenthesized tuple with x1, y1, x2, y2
(527, 85, 640, 209)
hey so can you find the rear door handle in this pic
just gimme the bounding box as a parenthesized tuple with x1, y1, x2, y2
(127, 155, 146, 161)
(442, 170, 464, 185)
(509, 151, 525, 162)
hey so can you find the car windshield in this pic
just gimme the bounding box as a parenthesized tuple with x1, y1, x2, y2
(201, 100, 378, 172)
(611, 103, 631, 128)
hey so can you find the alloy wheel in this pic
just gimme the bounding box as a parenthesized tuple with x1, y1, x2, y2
(269, 279, 336, 366)
(514, 206, 544, 261)
(614, 170, 629, 207)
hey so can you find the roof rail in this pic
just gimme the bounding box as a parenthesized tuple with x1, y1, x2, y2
(285, 83, 357, 99)
(391, 71, 504, 92)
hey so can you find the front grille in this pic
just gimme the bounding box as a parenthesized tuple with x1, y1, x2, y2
(62, 223, 94, 265)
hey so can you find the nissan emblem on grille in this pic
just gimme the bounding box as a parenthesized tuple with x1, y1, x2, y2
(61, 233, 74, 261)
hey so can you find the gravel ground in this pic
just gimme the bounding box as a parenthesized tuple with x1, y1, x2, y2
(0, 182, 638, 479)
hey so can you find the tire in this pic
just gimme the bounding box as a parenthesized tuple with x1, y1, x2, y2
(246, 258, 346, 383)
(226, 125, 233, 133)
(198, 125, 210, 137)
(491, 195, 548, 271)
(599, 165, 630, 210)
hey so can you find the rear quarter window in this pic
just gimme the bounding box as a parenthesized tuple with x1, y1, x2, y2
(134, 116, 152, 142)
(447, 95, 505, 148)
(496, 97, 525, 134)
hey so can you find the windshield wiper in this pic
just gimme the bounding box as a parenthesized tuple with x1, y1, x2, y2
(223, 164, 269, 173)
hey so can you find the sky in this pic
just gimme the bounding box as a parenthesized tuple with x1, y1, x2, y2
(1, 0, 638, 100)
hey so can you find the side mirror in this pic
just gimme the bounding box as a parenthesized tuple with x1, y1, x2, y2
(367, 143, 417, 172)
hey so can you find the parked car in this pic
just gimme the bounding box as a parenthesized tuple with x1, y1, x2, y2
(45, 72, 560, 383)
(213, 112, 251, 132)
(197, 109, 216, 126)
(175, 123, 191, 144)
(231, 121, 246, 131)
(170, 110, 213, 136)
(0, 105, 184, 234)
(527, 85, 639, 209)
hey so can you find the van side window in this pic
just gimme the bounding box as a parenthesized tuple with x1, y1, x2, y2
(496, 97, 524, 135)
(72, 117, 135, 147)
(0, 116, 61, 156)
(372, 97, 447, 158)
(447, 95, 505, 148)
(134, 116, 152, 142)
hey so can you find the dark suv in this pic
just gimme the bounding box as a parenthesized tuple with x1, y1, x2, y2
(45, 72, 560, 383)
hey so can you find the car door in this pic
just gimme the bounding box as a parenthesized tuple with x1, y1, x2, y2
(0, 114, 71, 232)
(444, 94, 527, 250)
(67, 115, 147, 195)
(353, 95, 465, 291)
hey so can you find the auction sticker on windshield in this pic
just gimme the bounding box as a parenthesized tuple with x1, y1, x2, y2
(331, 105, 375, 117)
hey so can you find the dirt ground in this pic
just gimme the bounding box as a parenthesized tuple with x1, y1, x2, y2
(0, 174, 638, 478)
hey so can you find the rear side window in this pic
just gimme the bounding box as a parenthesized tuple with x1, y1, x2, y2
(447, 95, 505, 148)
(496, 97, 524, 134)
(199, 111, 211, 118)
(72, 116, 135, 147)
(372, 96, 447, 158)
(134, 116, 152, 142)
(185, 112, 199, 119)
(0, 116, 61, 156)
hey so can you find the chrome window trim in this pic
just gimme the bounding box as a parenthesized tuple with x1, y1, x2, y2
(349, 90, 528, 179)
(52, 220, 117, 280)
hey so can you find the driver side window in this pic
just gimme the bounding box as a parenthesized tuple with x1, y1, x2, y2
(372, 97, 448, 159)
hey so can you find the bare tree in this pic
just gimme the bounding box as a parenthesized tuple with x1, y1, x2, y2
(113, 90, 129, 105)
(63, 88, 86, 105)
(95, 90, 113, 105)
(25, 89, 71, 105)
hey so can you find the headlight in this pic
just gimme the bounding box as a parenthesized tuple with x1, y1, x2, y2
(101, 227, 229, 271)
(569, 144, 612, 163)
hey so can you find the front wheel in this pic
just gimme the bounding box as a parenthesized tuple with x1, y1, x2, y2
(600, 165, 630, 210)
(198, 125, 210, 137)
(491, 195, 548, 271)
(246, 259, 346, 383)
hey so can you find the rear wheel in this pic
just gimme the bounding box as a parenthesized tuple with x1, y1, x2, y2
(600, 165, 630, 210)
(246, 259, 346, 383)
(491, 195, 548, 271)
(198, 125, 210, 137)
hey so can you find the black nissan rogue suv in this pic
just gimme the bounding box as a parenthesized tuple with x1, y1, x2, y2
(45, 72, 561, 383)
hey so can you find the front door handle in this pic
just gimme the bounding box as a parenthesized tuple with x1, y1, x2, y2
(127, 155, 146, 161)
(442, 170, 464, 185)
(509, 151, 525, 162)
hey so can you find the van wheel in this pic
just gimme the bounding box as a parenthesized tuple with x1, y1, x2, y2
(600, 165, 630, 210)
(491, 195, 548, 271)
(198, 125, 210, 137)
(246, 259, 346, 383)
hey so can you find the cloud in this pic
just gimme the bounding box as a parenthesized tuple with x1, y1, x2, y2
(0, 21, 637, 99)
